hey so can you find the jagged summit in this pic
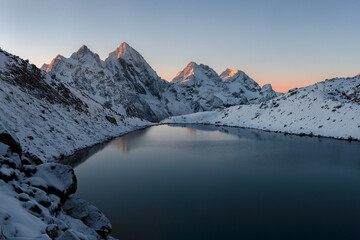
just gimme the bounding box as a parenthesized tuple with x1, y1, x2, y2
(219, 68, 241, 80)
(219, 68, 277, 95)
(70, 45, 101, 63)
(171, 62, 198, 83)
(55, 54, 64, 60)
(41, 63, 49, 71)
(186, 61, 197, 67)
(71, 45, 92, 57)
(105, 42, 158, 78)
(43, 54, 65, 73)
(106, 42, 143, 62)
(171, 61, 220, 84)
(44, 45, 103, 74)
(77, 44, 90, 52)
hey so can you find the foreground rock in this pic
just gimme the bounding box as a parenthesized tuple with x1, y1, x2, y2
(27, 163, 77, 199)
(0, 125, 115, 239)
(63, 198, 112, 237)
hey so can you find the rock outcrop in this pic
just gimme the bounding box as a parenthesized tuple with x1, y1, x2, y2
(0, 124, 114, 239)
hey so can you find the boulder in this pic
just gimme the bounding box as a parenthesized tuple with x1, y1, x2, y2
(28, 163, 76, 199)
(63, 197, 112, 236)
(58, 230, 80, 240)
(0, 122, 22, 157)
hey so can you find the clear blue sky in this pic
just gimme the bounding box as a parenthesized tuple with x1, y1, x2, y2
(0, 0, 359, 92)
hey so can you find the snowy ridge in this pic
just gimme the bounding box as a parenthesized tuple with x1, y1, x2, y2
(163, 76, 360, 140)
(0, 48, 149, 162)
(44, 43, 279, 122)
(163, 62, 279, 116)
(171, 62, 221, 85)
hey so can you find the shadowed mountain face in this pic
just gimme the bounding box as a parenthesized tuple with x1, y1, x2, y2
(43, 43, 279, 122)
(0, 48, 141, 161)
(42, 43, 168, 122)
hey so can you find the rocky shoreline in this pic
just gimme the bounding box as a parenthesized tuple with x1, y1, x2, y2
(0, 129, 117, 239)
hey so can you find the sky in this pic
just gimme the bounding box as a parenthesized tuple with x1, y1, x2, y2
(0, 0, 359, 92)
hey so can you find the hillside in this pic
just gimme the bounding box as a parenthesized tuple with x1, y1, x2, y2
(163, 76, 360, 140)
(0, 48, 149, 162)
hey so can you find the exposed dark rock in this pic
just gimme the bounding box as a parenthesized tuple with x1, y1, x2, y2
(63, 197, 112, 237)
(0, 133, 22, 157)
(46, 224, 60, 239)
(105, 115, 117, 125)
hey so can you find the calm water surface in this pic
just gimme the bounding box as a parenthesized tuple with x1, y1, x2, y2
(72, 124, 360, 240)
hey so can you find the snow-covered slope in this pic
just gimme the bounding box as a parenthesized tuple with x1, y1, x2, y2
(163, 76, 360, 140)
(44, 44, 279, 122)
(0, 48, 149, 162)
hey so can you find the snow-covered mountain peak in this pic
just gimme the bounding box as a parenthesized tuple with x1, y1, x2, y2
(105, 42, 158, 78)
(106, 42, 143, 63)
(219, 68, 240, 80)
(171, 62, 220, 84)
(219, 67, 258, 87)
(218, 68, 280, 103)
(44, 45, 104, 74)
(260, 84, 279, 99)
(55, 54, 64, 60)
(40, 64, 49, 71)
(71, 45, 92, 57)
(186, 61, 197, 68)
(171, 62, 197, 83)
(70, 45, 102, 66)
(116, 42, 133, 58)
(44, 54, 65, 73)
(261, 83, 273, 91)
(76, 44, 90, 53)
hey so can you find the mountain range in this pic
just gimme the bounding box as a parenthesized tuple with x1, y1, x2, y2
(42, 42, 279, 122)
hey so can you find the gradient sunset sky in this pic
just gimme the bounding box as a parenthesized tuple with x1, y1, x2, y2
(1, 0, 359, 92)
